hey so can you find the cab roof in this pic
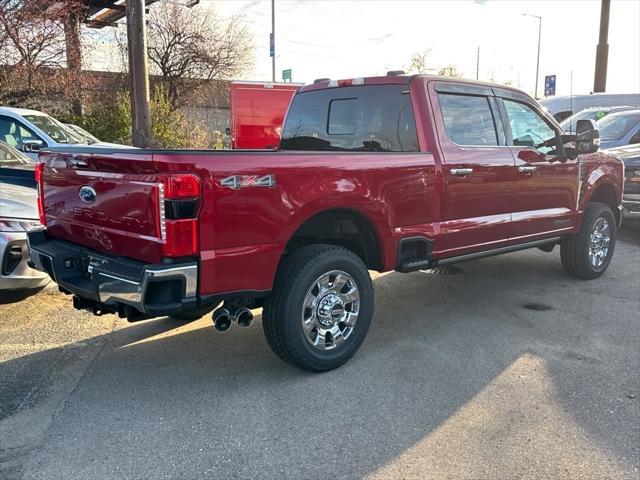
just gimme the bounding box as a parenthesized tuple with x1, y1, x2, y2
(298, 74, 531, 99)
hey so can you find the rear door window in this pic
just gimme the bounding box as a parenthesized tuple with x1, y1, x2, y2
(438, 93, 499, 146)
(281, 85, 419, 152)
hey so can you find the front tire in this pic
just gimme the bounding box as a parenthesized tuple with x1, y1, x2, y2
(262, 244, 374, 372)
(561, 202, 616, 279)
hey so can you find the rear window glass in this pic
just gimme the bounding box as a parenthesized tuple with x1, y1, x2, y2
(281, 85, 419, 152)
(438, 93, 498, 146)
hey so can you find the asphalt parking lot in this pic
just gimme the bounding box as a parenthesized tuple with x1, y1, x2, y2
(1, 223, 639, 480)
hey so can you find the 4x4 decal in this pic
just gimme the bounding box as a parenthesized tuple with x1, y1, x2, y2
(220, 174, 276, 189)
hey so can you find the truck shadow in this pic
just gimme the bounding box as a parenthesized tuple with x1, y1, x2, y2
(0, 286, 47, 305)
(1, 241, 638, 478)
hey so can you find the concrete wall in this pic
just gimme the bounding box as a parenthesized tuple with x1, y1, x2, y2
(181, 105, 230, 134)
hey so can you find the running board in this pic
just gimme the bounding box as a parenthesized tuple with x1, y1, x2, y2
(434, 237, 562, 266)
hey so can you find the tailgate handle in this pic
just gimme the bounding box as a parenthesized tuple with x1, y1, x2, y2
(68, 156, 89, 168)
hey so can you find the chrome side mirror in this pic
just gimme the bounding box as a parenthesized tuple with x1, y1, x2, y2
(22, 139, 44, 153)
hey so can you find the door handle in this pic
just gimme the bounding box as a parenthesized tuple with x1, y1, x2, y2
(517, 165, 537, 174)
(450, 168, 473, 176)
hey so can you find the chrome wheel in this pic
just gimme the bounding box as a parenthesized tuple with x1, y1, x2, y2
(589, 217, 611, 269)
(301, 270, 360, 351)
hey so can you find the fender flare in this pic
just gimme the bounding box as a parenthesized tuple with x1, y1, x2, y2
(274, 194, 394, 267)
(578, 168, 622, 228)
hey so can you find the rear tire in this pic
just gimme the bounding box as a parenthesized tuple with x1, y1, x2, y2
(262, 244, 374, 372)
(560, 202, 616, 279)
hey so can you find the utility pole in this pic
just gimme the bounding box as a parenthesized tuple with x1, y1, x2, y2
(523, 13, 542, 99)
(476, 46, 480, 80)
(271, 0, 276, 82)
(64, 6, 82, 116)
(594, 0, 610, 92)
(126, 0, 151, 148)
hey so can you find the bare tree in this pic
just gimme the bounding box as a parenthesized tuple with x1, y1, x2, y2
(0, 1, 66, 88)
(0, 0, 88, 108)
(408, 50, 431, 74)
(137, 3, 253, 109)
(438, 65, 463, 78)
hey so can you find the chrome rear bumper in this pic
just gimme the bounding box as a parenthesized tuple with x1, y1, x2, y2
(27, 230, 198, 316)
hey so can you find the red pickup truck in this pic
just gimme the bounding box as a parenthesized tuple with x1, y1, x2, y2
(28, 74, 624, 372)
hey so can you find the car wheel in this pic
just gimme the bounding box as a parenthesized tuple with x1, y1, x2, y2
(262, 244, 374, 372)
(561, 202, 616, 279)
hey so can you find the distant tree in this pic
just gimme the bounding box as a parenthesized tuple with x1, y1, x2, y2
(117, 3, 253, 110)
(65, 85, 215, 148)
(0, 0, 88, 108)
(438, 65, 463, 78)
(0, 1, 65, 87)
(408, 50, 431, 74)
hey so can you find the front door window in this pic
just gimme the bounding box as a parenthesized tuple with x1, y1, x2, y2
(503, 100, 558, 155)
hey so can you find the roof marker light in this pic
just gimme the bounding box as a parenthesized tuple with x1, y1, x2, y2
(352, 77, 365, 85)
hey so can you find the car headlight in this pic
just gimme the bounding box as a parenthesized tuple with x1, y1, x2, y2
(0, 218, 43, 232)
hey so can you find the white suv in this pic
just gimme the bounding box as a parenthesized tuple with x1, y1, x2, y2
(0, 106, 126, 160)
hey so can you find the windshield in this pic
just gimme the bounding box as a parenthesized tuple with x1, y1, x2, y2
(561, 109, 609, 133)
(0, 141, 34, 168)
(597, 111, 640, 141)
(65, 124, 99, 144)
(23, 114, 84, 144)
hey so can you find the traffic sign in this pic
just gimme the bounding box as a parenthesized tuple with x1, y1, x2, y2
(282, 69, 292, 81)
(544, 75, 556, 96)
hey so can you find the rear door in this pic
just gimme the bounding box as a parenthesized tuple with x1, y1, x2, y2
(430, 82, 516, 256)
(496, 91, 579, 239)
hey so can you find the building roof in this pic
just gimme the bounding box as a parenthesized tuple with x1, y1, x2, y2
(81, 1, 160, 28)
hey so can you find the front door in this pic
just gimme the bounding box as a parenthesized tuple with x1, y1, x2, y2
(498, 96, 579, 240)
(431, 83, 517, 256)
(0, 115, 45, 161)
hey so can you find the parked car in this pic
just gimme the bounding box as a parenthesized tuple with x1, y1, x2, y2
(596, 108, 640, 149)
(540, 93, 640, 122)
(0, 140, 49, 292)
(604, 143, 640, 219)
(560, 106, 636, 133)
(27, 74, 623, 372)
(0, 107, 127, 161)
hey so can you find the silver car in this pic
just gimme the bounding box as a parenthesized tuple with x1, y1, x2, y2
(0, 140, 49, 291)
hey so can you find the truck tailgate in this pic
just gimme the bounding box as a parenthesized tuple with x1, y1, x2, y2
(40, 150, 165, 263)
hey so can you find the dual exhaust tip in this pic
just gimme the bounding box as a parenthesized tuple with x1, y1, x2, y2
(212, 306, 253, 333)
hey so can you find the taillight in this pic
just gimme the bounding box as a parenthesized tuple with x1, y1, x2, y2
(34, 162, 46, 226)
(159, 174, 201, 258)
(164, 174, 200, 198)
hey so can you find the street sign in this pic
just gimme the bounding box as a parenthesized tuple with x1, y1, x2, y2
(282, 69, 292, 81)
(544, 75, 556, 96)
(269, 33, 274, 58)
